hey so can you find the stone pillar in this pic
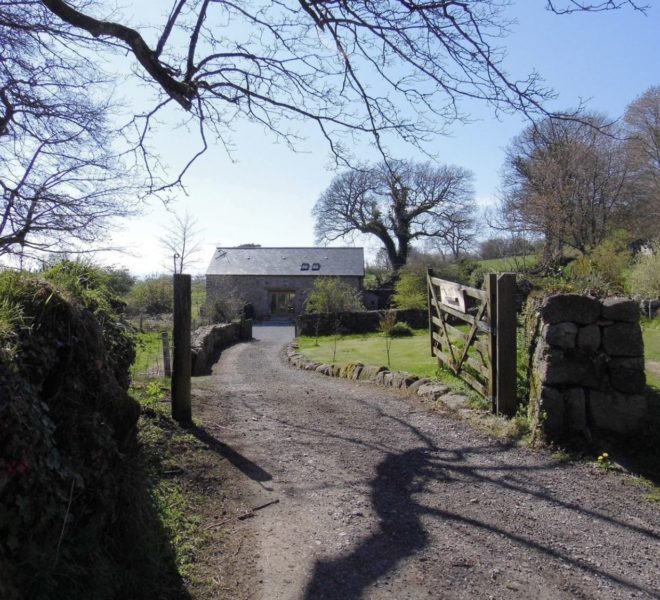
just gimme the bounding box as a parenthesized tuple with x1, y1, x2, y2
(529, 294, 647, 439)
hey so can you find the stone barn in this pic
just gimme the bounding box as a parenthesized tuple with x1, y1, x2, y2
(205, 246, 365, 320)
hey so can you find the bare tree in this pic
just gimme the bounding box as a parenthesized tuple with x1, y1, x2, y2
(432, 205, 477, 260)
(159, 210, 203, 274)
(622, 86, 660, 238)
(0, 1, 136, 261)
(31, 1, 648, 185)
(0, 139, 135, 261)
(313, 161, 475, 271)
(498, 113, 630, 262)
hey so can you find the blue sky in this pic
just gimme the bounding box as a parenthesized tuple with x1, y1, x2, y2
(103, 2, 660, 275)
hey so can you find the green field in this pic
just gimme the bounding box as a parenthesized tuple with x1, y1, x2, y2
(298, 330, 438, 376)
(477, 254, 538, 272)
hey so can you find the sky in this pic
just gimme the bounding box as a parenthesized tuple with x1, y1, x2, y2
(99, 1, 660, 276)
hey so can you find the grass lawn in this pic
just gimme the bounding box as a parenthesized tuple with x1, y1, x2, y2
(642, 318, 660, 389)
(298, 330, 439, 377)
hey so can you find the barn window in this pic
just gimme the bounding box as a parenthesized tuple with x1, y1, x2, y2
(300, 263, 310, 271)
(311, 263, 321, 271)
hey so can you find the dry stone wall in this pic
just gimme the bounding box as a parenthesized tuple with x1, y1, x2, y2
(191, 319, 252, 375)
(529, 294, 648, 438)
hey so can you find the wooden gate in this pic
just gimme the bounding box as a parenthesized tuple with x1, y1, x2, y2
(427, 270, 517, 416)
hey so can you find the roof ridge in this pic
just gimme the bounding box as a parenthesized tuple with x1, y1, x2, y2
(214, 246, 364, 250)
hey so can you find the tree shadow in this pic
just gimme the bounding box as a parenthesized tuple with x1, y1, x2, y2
(188, 424, 272, 483)
(224, 379, 659, 598)
(596, 384, 660, 484)
(303, 447, 434, 599)
(302, 438, 659, 599)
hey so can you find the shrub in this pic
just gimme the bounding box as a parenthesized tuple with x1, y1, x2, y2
(210, 286, 245, 323)
(305, 277, 364, 313)
(392, 266, 427, 309)
(389, 322, 414, 337)
(126, 275, 173, 315)
(566, 231, 634, 294)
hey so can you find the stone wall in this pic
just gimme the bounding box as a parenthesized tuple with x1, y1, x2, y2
(295, 308, 428, 336)
(206, 274, 362, 320)
(190, 319, 252, 375)
(286, 343, 470, 411)
(529, 294, 648, 438)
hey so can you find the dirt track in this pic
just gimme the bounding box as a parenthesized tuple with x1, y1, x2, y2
(191, 325, 659, 600)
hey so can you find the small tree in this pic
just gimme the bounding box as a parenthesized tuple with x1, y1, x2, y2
(305, 278, 364, 314)
(305, 278, 363, 357)
(159, 211, 203, 274)
(628, 246, 660, 314)
(379, 311, 398, 369)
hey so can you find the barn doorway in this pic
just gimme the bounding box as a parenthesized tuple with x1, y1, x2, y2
(269, 291, 295, 316)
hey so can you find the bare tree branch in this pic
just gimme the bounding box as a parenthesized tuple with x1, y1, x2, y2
(0, 0, 645, 196)
(546, 1, 648, 15)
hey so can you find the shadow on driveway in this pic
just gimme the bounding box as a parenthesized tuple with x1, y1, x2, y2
(188, 425, 273, 483)
(302, 437, 659, 599)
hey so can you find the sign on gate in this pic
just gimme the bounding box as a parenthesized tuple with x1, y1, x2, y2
(439, 281, 467, 313)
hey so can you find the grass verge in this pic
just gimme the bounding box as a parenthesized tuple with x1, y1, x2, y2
(132, 331, 167, 378)
(130, 381, 207, 583)
(119, 335, 210, 597)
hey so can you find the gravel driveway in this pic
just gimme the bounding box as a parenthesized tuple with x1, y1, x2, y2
(191, 325, 659, 600)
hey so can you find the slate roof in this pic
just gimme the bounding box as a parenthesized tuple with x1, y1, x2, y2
(206, 247, 365, 277)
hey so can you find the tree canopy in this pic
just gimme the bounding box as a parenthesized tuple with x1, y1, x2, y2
(313, 160, 475, 271)
(622, 86, 660, 238)
(498, 113, 631, 260)
(497, 85, 660, 264)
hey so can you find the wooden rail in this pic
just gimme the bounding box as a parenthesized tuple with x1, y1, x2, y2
(427, 269, 517, 416)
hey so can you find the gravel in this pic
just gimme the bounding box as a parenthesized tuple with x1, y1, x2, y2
(191, 325, 660, 600)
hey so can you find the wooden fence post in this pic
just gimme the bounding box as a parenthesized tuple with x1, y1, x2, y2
(495, 273, 517, 416)
(427, 267, 434, 357)
(172, 274, 191, 424)
(161, 331, 172, 377)
(486, 273, 497, 413)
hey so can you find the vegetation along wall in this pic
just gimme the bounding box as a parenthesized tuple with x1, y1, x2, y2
(0, 264, 140, 599)
(528, 294, 652, 438)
